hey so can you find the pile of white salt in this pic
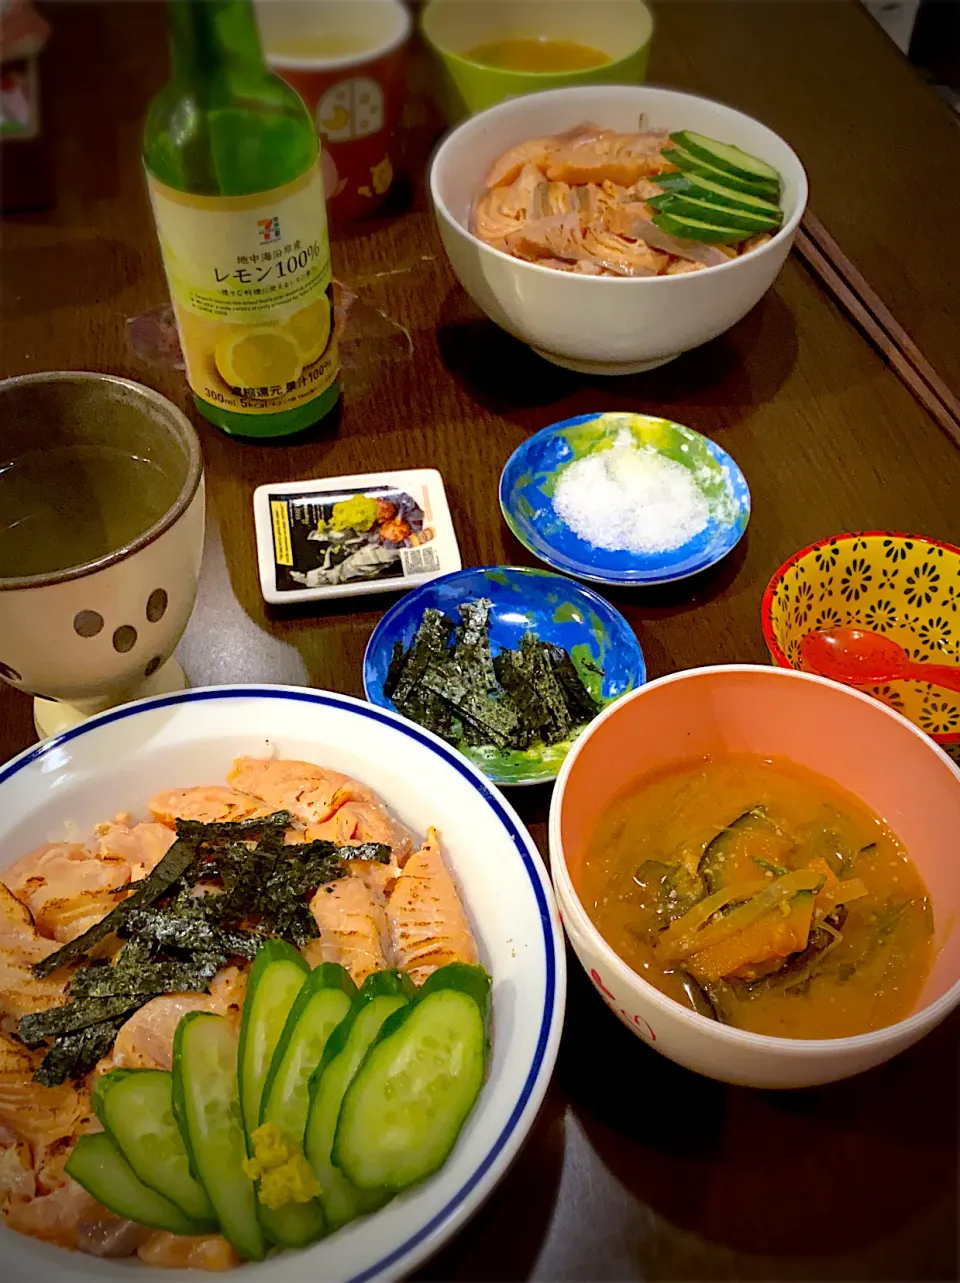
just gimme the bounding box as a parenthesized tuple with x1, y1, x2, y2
(552, 430, 710, 555)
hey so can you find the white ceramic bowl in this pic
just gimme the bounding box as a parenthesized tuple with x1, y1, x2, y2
(430, 85, 808, 374)
(549, 665, 960, 1089)
(0, 686, 566, 1281)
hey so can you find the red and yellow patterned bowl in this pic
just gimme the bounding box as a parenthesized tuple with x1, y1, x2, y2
(762, 532, 960, 755)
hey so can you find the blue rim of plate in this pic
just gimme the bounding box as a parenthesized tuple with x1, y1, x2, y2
(499, 411, 751, 586)
(0, 685, 563, 1283)
(363, 565, 646, 787)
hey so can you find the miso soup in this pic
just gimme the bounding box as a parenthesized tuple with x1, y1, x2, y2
(574, 755, 936, 1039)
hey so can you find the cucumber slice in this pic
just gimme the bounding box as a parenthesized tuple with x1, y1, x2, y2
(238, 940, 309, 1147)
(256, 963, 356, 1248)
(332, 963, 491, 1192)
(92, 1068, 216, 1226)
(655, 171, 782, 218)
(663, 147, 779, 197)
(652, 210, 757, 245)
(172, 1012, 266, 1262)
(650, 194, 780, 233)
(305, 970, 415, 1229)
(65, 1132, 204, 1236)
(670, 130, 780, 186)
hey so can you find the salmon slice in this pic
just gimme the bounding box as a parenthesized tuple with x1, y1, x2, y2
(306, 800, 415, 862)
(148, 785, 261, 828)
(139, 1231, 240, 1271)
(95, 821, 176, 879)
(233, 757, 416, 858)
(3, 1176, 103, 1250)
(103, 966, 247, 1074)
(386, 829, 478, 985)
(0, 1138, 35, 1202)
(580, 225, 666, 276)
(3, 842, 130, 916)
(484, 137, 560, 189)
(503, 213, 591, 265)
(0, 884, 76, 1020)
(0, 1034, 91, 1152)
(483, 122, 612, 188)
(544, 131, 670, 187)
(228, 757, 362, 827)
(602, 206, 729, 266)
(307, 876, 389, 985)
(472, 163, 552, 246)
(0, 881, 34, 941)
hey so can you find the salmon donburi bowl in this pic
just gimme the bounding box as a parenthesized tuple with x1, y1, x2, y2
(430, 85, 807, 374)
(0, 686, 564, 1280)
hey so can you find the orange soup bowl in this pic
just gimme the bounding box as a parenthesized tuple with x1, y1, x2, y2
(548, 665, 960, 1088)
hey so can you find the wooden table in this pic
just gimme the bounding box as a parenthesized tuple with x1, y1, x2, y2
(2, 3, 959, 1278)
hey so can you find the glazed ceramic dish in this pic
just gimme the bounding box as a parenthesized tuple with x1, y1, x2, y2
(549, 665, 960, 1089)
(421, 0, 653, 123)
(763, 532, 960, 756)
(0, 686, 566, 1280)
(0, 372, 204, 739)
(430, 84, 807, 375)
(363, 565, 645, 785)
(499, 412, 750, 586)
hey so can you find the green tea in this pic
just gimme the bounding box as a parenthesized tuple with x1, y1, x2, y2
(0, 444, 179, 579)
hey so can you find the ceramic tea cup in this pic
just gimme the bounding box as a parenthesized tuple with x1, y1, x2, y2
(0, 371, 205, 738)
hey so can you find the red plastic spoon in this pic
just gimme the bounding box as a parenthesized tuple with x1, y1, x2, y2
(800, 625, 960, 694)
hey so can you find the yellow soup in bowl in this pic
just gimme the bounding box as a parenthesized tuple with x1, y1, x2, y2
(575, 753, 935, 1039)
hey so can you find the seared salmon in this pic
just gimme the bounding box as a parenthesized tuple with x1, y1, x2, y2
(233, 757, 415, 858)
(149, 785, 261, 827)
(473, 123, 767, 276)
(138, 1231, 240, 1271)
(386, 829, 478, 985)
(102, 966, 247, 1074)
(307, 875, 389, 984)
(95, 821, 176, 879)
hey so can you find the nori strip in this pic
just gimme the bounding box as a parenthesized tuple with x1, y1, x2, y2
(34, 1016, 129, 1087)
(542, 641, 601, 723)
(33, 839, 197, 978)
(123, 904, 261, 958)
(19, 995, 144, 1047)
(420, 663, 519, 748)
(390, 608, 452, 706)
(69, 949, 224, 999)
(396, 686, 456, 742)
(383, 639, 408, 700)
(493, 649, 550, 745)
(175, 811, 292, 846)
(517, 634, 573, 745)
(453, 600, 497, 692)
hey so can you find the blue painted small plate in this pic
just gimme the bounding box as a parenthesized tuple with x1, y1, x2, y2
(363, 565, 646, 787)
(499, 412, 751, 586)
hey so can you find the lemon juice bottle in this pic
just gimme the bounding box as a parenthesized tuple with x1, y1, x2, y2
(144, 0, 338, 438)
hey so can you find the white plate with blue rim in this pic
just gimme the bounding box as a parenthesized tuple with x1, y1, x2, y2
(0, 685, 565, 1283)
(499, 411, 751, 586)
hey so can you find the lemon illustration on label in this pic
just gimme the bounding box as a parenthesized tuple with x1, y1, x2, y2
(283, 295, 332, 367)
(215, 327, 303, 393)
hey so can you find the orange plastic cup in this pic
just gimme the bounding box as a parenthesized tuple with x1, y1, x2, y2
(257, 0, 412, 221)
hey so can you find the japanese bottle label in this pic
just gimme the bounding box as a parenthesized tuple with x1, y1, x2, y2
(146, 163, 338, 416)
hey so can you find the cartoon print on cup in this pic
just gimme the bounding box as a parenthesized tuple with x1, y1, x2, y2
(590, 968, 657, 1042)
(316, 77, 385, 143)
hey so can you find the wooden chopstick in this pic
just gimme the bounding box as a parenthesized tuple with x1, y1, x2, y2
(794, 212, 960, 452)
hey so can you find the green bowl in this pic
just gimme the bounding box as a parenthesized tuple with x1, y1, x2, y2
(421, 0, 654, 123)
